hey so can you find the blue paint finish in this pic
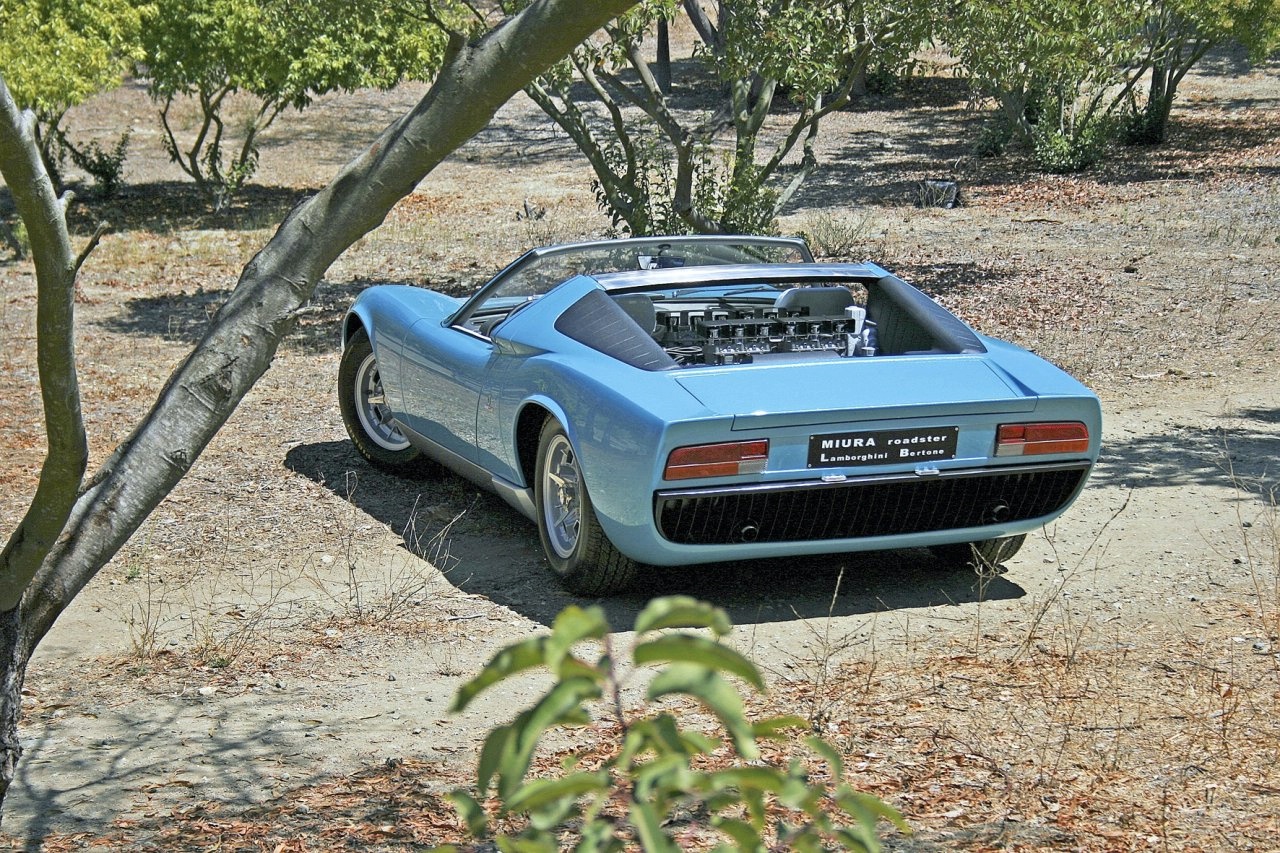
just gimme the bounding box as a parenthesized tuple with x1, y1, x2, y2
(340, 237, 1102, 571)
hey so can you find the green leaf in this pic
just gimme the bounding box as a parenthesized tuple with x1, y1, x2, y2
(619, 715, 681, 766)
(629, 798, 679, 853)
(743, 784, 766, 827)
(680, 728, 721, 755)
(805, 734, 845, 778)
(634, 634, 765, 691)
(788, 831, 825, 853)
(834, 787, 911, 835)
(498, 676, 602, 800)
(451, 636, 547, 712)
(504, 770, 610, 813)
(477, 723, 516, 796)
(635, 596, 732, 636)
(712, 816, 763, 849)
(577, 819, 623, 853)
(528, 791, 582, 832)
(446, 790, 487, 837)
(630, 751, 694, 800)
(779, 770, 823, 814)
(752, 715, 809, 740)
(545, 605, 609, 675)
(830, 827, 878, 853)
(647, 663, 758, 759)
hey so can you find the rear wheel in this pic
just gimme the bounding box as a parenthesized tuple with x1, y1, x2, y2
(930, 534, 1026, 570)
(338, 328, 422, 472)
(535, 419, 637, 595)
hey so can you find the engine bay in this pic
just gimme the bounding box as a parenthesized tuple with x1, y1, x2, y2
(465, 266, 986, 370)
(648, 301, 878, 366)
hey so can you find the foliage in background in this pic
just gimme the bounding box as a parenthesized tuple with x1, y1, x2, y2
(1120, 0, 1280, 144)
(521, 0, 934, 235)
(944, 0, 1143, 172)
(53, 130, 131, 197)
(445, 596, 907, 851)
(141, 0, 449, 210)
(949, 0, 1280, 168)
(0, 0, 144, 189)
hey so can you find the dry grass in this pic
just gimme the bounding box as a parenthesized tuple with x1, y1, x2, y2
(769, 605, 1280, 847)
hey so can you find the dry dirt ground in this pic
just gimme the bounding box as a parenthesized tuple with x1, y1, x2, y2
(2, 51, 1280, 850)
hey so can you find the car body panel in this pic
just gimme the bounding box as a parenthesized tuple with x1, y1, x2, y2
(341, 236, 1101, 572)
(672, 356, 1035, 429)
(399, 318, 493, 462)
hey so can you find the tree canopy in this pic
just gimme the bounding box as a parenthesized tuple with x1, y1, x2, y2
(142, 0, 449, 208)
(0, 0, 142, 117)
(1125, 0, 1280, 142)
(946, 0, 1280, 167)
(0, 0, 144, 183)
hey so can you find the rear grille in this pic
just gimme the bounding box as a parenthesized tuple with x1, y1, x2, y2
(655, 463, 1090, 545)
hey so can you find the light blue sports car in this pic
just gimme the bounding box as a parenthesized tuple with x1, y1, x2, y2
(339, 235, 1100, 594)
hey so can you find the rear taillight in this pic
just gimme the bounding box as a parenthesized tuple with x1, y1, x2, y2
(664, 440, 769, 480)
(996, 422, 1090, 457)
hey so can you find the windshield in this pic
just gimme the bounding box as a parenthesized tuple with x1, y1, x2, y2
(496, 238, 809, 299)
(454, 236, 812, 330)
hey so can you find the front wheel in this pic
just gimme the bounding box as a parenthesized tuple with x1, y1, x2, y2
(338, 328, 422, 472)
(930, 534, 1026, 570)
(534, 419, 637, 595)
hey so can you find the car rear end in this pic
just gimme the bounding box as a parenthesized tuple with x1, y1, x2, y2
(600, 350, 1100, 566)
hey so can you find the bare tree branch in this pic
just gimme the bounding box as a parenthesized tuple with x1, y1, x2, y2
(72, 223, 108, 276)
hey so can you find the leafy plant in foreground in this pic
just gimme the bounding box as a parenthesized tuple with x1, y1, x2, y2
(446, 596, 907, 851)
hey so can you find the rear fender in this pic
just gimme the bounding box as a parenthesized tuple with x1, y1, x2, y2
(533, 389, 673, 559)
(514, 395, 572, 488)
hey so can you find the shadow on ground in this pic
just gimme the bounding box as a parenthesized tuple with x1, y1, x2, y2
(282, 398, 1280, 629)
(63, 181, 314, 237)
(7, 695, 322, 849)
(285, 440, 1027, 631)
(1092, 407, 1280, 493)
(95, 278, 389, 353)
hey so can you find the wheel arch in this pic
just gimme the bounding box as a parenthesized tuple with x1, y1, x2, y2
(514, 401, 553, 488)
(342, 309, 369, 350)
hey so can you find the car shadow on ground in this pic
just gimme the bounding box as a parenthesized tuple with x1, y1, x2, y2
(285, 440, 1027, 630)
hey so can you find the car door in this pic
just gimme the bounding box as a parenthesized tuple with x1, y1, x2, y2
(396, 320, 494, 463)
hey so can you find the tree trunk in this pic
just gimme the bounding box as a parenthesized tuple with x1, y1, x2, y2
(0, 0, 639, 818)
(1136, 62, 1174, 144)
(0, 82, 90, 616)
(655, 19, 672, 94)
(0, 608, 24, 809)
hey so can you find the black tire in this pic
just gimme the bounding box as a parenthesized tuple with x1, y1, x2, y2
(930, 534, 1026, 569)
(338, 328, 423, 472)
(534, 419, 638, 595)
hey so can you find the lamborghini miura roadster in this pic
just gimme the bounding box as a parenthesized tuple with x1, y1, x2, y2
(338, 235, 1100, 594)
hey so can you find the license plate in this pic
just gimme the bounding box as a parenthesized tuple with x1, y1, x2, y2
(807, 426, 959, 468)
